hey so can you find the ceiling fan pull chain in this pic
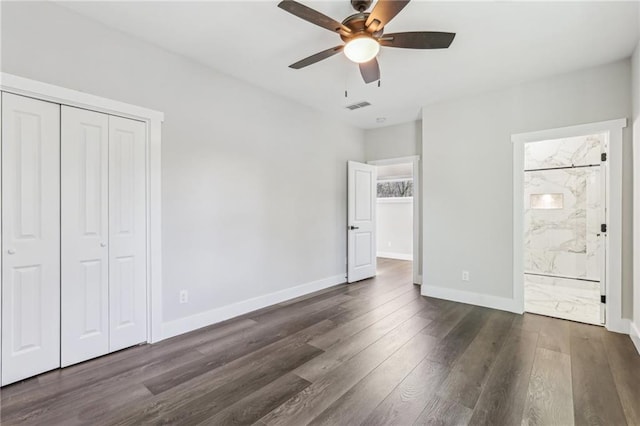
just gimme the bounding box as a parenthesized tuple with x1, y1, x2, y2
(344, 69, 350, 98)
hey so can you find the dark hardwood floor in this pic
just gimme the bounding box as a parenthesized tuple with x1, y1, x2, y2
(1, 258, 639, 425)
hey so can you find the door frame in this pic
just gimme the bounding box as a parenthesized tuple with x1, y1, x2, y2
(0, 72, 165, 348)
(512, 118, 627, 333)
(367, 155, 421, 285)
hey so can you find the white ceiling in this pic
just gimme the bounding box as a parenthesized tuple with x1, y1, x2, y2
(58, 1, 639, 129)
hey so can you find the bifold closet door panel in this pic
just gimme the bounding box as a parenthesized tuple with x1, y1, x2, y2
(109, 116, 147, 352)
(1, 93, 61, 385)
(61, 106, 110, 367)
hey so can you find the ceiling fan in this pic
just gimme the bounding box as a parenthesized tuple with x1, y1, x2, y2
(277, 0, 456, 84)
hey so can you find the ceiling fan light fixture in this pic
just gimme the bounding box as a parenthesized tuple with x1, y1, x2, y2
(278, 0, 455, 83)
(344, 36, 380, 63)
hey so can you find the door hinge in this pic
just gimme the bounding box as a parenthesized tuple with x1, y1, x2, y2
(601, 295, 606, 304)
(601, 152, 607, 162)
(601, 224, 607, 233)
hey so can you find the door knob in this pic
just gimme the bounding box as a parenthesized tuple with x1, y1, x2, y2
(100, 242, 107, 248)
(7, 249, 15, 255)
(349, 226, 359, 230)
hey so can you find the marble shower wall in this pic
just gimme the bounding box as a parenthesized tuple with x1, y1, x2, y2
(524, 133, 604, 170)
(524, 274, 601, 324)
(524, 167, 601, 280)
(523, 134, 604, 325)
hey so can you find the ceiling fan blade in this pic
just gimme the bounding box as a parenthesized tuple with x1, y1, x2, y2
(380, 32, 456, 49)
(365, 0, 410, 32)
(359, 58, 380, 84)
(278, 0, 351, 35)
(289, 45, 344, 69)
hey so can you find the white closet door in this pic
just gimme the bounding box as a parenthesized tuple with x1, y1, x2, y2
(61, 107, 110, 367)
(1, 93, 61, 385)
(109, 116, 147, 351)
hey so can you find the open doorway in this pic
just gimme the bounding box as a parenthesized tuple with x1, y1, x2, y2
(522, 134, 607, 326)
(368, 156, 420, 285)
(513, 119, 627, 332)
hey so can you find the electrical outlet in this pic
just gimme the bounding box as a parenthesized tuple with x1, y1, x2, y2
(387, 241, 392, 247)
(462, 270, 470, 282)
(179, 290, 189, 304)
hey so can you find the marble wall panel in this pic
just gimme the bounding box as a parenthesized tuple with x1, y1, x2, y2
(524, 167, 601, 280)
(524, 274, 601, 325)
(524, 133, 603, 170)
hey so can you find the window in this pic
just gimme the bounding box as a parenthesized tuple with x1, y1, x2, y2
(377, 179, 413, 198)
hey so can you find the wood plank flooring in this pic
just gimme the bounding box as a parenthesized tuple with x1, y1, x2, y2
(1, 258, 639, 425)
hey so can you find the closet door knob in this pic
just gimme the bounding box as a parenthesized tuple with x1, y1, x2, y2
(7, 249, 16, 255)
(100, 242, 107, 248)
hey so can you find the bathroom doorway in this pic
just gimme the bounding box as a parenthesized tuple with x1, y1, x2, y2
(522, 134, 606, 325)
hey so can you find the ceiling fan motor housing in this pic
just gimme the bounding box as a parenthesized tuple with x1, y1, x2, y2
(350, 0, 372, 12)
(340, 13, 383, 42)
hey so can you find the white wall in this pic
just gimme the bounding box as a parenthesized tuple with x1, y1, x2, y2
(422, 59, 634, 319)
(365, 121, 422, 161)
(0, 2, 365, 330)
(632, 40, 640, 348)
(377, 199, 413, 260)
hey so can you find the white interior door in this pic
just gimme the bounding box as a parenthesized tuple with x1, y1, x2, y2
(61, 106, 110, 367)
(109, 116, 147, 351)
(1, 93, 61, 385)
(347, 161, 377, 283)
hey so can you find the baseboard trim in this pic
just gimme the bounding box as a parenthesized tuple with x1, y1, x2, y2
(161, 274, 346, 340)
(606, 318, 631, 335)
(421, 285, 522, 314)
(630, 322, 640, 355)
(377, 252, 413, 261)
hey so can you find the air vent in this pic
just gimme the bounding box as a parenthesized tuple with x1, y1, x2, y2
(345, 101, 371, 110)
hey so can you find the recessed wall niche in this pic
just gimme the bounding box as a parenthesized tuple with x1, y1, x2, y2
(530, 193, 564, 209)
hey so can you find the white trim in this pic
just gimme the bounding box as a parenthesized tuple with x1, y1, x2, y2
(377, 197, 413, 204)
(377, 177, 413, 183)
(512, 119, 627, 334)
(422, 285, 522, 314)
(147, 120, 163, 343)
(0, 85, 3, 381)
(368, 155, 420, 166)
(161, 274, 346, 340)
(368, 156, 421, 285)
(0, 73, 164, 122)
(0, 73, 164, 344)
(511, 119, 627, 143)
(633, 117, 640, 354)
(630, 322, 640, 355)
(611, 318, 631, 334)
(377, 252, 413, 261)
